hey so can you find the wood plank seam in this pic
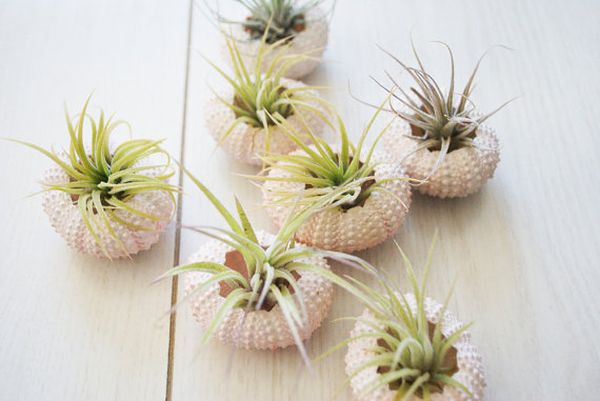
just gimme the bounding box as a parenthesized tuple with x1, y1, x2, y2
(165, 1, 195, 400)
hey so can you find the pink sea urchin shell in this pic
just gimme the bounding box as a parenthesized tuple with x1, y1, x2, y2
(345, 294, 486, 401)
(224, 7, 329, 79)
(204, 77, 325, 166)
(41, 156, 174, 259)
(262, 148, 411, 253)
(184, 230, 334, 350)
(384, 119, 500, 198)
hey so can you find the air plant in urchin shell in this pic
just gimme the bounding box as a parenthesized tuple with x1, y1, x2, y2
(205, 34, 328, 165)
(379, 43, 513, 198)
(11, 98, 178, 259)
(213, 0, 331, 78)
(325, 237, 486, 401)
(254, 105, 412, 253)
(159, 169, 366, 363)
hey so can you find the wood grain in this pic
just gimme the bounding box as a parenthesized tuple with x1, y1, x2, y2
(1, 0, 599, 400)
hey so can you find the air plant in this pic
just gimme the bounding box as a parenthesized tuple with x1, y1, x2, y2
(222, 0, 323, 43)
(205, 33, 328, 165)
(254, 104, 412, 253)
(377, 42, 512, 198)
(324, 237, 486, 401)
(10, 97, 178, 259)
(159, 168, 371, 364)
(210, 0, 331, 78)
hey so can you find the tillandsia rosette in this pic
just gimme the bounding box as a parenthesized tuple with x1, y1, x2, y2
(12, 98, 178, 259)
(377, 42, 513, 198)
(214, 0, 330, 79)
(205, 34, 328, 165)
(323, 238, 485, 401)
(254, 105, 412, 253)
(159, 168, 372, 364)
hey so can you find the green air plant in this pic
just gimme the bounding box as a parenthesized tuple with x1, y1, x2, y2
(157, 168, 370, 365)
(253, 105, 413, 253)
(208, 0, 331, 79)
(10, 97, 178, 259)
(204, 33, 329, 165)
(325, 237, 486, 401)
(377, 42, 514, 198)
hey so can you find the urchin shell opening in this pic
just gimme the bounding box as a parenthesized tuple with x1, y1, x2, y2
(303, 155, 377, 212)
(66, 172, 127, 207)
(232, 87, 295, 128)
(218, 249, 301, 311)
(376, 321, 459, 395)
(243, 13, 306, 43)
(409, 115, 478, 153)
(406, 102, 479, 153)
(339, 176, 375, 211)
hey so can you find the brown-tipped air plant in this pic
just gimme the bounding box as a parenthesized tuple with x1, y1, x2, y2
(377, 42, 513, 198)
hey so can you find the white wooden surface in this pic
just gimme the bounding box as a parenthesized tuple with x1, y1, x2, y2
(1, 1, 599, 400)
(0, 1, 189, 400)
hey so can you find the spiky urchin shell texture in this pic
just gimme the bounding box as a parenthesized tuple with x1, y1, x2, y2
(183, 230, 334, 350)
(205, 77, 325, 166)
(223, 7, 328, 79)
(262, 147, 412, 253)
(41, 155, 174, 259)
(383, 119, 500, 198)
(345, 294, 486, 401)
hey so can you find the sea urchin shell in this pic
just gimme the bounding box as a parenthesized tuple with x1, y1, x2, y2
(205, 77, 325, 166)
(41, 157, 174, 259)
(224, 7, 329, 79)
(183, 230, 334, 350)
(345, 294, 486, 401)
(262, 148, 411, 253)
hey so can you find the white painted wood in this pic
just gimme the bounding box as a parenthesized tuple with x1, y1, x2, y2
(2, 0, 599, 400)
(0, 1, 189, 400)
(171, 1, 600, 401)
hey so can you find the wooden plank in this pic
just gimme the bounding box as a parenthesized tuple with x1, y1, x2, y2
(172, 0, 600, 400)
(0, 1, 190, 400)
